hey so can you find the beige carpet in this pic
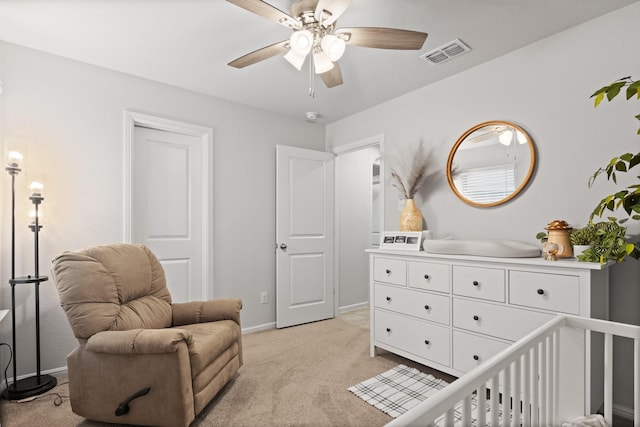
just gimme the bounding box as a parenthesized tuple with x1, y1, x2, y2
(0, 308, 454, 427)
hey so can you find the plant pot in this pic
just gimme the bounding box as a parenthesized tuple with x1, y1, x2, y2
(399, 199, 423, 231)
(573, 245, 590, 258)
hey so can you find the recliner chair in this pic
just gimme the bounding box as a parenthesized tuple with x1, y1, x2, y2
(52, 243, 242, 427)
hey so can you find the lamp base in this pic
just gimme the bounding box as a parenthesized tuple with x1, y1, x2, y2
(2, 374, 57, 400)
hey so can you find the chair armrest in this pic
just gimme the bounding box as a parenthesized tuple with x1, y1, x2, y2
(172, 298, 242, 327)
(86, 328, 193, 354)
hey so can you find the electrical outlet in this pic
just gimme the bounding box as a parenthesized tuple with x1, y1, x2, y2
(260, 291, 268, 304)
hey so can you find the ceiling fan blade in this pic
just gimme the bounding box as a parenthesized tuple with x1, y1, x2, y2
(228, 40, 289, 68)
(314, 0, 351, 26)
(320, 63, 343, 88)
(336, 27, 428, 50)
(226, 0, 300, 29)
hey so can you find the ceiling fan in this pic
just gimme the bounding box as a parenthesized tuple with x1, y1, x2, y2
(226, 0, 428, 90)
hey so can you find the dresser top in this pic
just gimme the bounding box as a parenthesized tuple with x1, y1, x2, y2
(366, 248, 611, 271)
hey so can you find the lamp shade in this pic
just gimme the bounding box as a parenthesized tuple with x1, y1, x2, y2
(289, 30, 313, 55)
(5, 150, 23, 169)
(284, 49, 306, 70)
(321, 34, 346, 61)
(313, 50, 334, 74)
(30, 180, 45, 197)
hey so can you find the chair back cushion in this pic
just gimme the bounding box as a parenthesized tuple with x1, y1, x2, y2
(52, 243, 173, 340)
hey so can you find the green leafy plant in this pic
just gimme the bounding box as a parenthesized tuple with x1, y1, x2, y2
(585, 76, 640, 263)
(577, 221, 634, 263)
(569, 225, 597, 246)
(535, 231, 547, 243)
(588, 77, 640, 224)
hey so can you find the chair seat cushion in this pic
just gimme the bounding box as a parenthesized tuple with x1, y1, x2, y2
(175, 320, 240, 377)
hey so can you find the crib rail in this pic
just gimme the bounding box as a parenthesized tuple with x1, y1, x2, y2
(386, 315, 640, 427)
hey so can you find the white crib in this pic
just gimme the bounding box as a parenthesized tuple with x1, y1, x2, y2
(386, 315, 640, 427)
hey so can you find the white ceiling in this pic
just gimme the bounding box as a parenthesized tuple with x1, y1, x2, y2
(0, 0, 637, 124)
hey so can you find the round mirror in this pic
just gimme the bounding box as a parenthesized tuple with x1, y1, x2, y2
(446, 121, 536, 207)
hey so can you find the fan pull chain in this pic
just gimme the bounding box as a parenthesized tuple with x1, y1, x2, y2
(308, 55, 315, 98)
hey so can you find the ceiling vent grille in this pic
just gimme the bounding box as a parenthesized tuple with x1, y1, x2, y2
(420, 39, 470, 64)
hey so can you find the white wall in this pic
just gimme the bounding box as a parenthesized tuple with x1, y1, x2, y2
(0, 42, 325, 376)
(327, 2, 640, 414)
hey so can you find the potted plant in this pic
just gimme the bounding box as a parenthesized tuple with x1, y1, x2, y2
(585, 76, 640, 262)
(576, 221, 630, 263)
(570, 225, 597, 258)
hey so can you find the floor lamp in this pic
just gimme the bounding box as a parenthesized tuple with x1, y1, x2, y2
(3, 152, 56, 400)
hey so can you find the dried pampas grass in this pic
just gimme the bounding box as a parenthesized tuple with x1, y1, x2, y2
(389, 140, 437, 200)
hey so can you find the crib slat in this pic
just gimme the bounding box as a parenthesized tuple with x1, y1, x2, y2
(539, 339, 547, 426)
(444, 408, 454, 427)
(522, 351, 531, 427)
(531, 346, 539, 426)
(552, 330, 559, 426)
(478, 384, 487, 427)
(491, 374, 500, 426)
(635, 339, 640, 427)
(604, 333, 613, 426)
(512, 358, 521, 427)
(502, 366, 511, 427)
(462, 395, 472, 425)
(546, 335, 553, 423)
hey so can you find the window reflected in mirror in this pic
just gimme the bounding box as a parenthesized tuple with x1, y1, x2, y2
(447, 121, 536, 207)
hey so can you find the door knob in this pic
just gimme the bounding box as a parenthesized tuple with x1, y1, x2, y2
(280, 243, 287, 250)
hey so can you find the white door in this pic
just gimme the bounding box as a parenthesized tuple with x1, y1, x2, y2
(276, 145, 335, 328)
(126, 113, 211, 303)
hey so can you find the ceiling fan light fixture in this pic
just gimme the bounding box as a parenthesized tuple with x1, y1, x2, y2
(289, 30, 313, 55)
(313, 49, 334, 74)
(284, 49, 306, 70)
(499, 130, 513, 146)
(321, 34, 346, 61)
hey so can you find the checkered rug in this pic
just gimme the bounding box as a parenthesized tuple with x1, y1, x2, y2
(349, 364, 502, 425)
(348, 364, 449, 418)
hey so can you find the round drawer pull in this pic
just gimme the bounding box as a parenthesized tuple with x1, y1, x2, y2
(424, 340, 430, 345)
(386, 269, 391, 274)
(386, 327, 391, 333)
(472, 281, 479, 286)
(473, 355, 479, 361)
(424, 304, 430, 310)
(473, 315, 480, 321)
(424, 274, 430, 280)
(537, 288, 545, 295)
(386, 296, 392, 301)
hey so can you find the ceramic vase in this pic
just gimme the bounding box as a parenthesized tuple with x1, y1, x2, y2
(399, 199, 423, 231)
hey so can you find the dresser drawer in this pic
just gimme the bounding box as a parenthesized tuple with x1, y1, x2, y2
(453, 330, 509, 373)
(509, 271, 580, 314)
(453, 298, 552, 341)
(408, 261, 450, 293)
(373, 257, 407, 286)
(375, 310, 450, 367)
(375, 283, 450, 325)
(452, 266, 505, 302)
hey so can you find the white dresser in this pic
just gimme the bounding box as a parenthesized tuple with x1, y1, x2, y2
(368, 249, 610, 412)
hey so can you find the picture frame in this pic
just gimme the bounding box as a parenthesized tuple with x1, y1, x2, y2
(379, 231, 422, 251)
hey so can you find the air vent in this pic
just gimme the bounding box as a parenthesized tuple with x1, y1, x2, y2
(420, 39, 470, 64)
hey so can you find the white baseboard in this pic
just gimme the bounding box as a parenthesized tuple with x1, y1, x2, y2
(242, 302, 369, 334)
(339, 302, 369, 313)
(242, 322, 276, 334)
(613, 403, 634, 421)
